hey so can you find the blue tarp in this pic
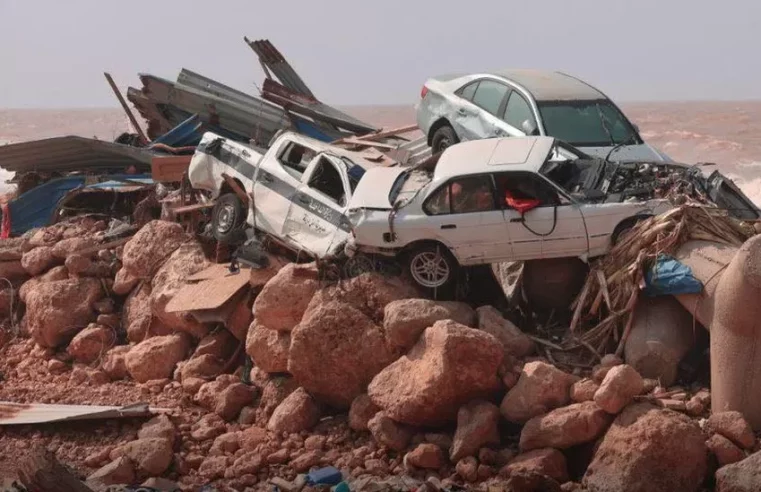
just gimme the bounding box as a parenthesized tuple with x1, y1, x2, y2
(644, 254, 703, 297)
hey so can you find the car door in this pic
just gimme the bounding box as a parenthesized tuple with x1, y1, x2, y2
(281, 155, 351, 258)
(421, 174, 513, 265)
(494, 171, 588, 260)
(252, 139, 315, 237)
(499, 90, 541, 137)
(453, 79, 512, 141)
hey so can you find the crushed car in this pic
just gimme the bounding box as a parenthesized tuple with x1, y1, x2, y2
(188, 130, 375, 259)
(417, 69, 672, 162)
(344, 136, 760, 291)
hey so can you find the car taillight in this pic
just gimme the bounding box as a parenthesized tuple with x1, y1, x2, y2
(420, 85, 428, 99)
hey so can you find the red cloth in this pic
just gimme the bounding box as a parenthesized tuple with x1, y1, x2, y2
(505, 193, 541, 214)
(0, 203, 10, 239)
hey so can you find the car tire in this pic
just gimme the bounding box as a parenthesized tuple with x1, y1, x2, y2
(211, 193, 246, 244)
(431, 125, 460, 153)
(405, 243, 458, 294)
(611, 215, 651, 246)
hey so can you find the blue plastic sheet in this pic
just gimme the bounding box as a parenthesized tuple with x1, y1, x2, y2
(644, 254, 703, 297)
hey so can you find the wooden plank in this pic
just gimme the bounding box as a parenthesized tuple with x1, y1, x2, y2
(104, 72, 147, 145)
(332, 124, 418, 144)
(151, 155, 192, 183)
(171, 202, 215, 215)
(165, 272, 250, 313)
(187, 263, 250, 282)
(221, 173, 250, 204)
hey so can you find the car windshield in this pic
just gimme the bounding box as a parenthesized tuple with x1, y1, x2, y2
(537, 100, 639, 147)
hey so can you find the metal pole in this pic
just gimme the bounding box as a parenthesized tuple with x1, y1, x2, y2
(104, 72, 148, 145)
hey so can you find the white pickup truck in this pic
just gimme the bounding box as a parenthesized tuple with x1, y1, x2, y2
(188, 131, 374, 258)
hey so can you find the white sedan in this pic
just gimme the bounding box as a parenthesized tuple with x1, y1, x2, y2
(345, 136, 673, 292)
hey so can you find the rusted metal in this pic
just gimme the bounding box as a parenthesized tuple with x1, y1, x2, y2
(245, 37, 315, 98)
(104, 72, 148, 145)
(151, 155, 193, 183)
(164, 269, 250, 313)
(0, 402, 155, 425)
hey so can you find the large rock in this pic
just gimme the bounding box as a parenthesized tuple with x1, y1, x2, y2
(86, 457, 135, 489)
(307, 272, 419, 323)
(715, 450, 761, 492)
(383, 298, 475, 350)
(21, 246, 57, 276)
(150, 241, 212, 338)
(113, 267, 140, 296)
(583, 403, 708, 492)
(122, 438, 173, 477)
(267, 387, 321, 433)
(349, 394, 380, 431)
(125, 334, 191, 383)
(138, 415, 177, 447)
(707, 434, 745, 467)
(246, 322, 290, 374)
(520, 402, 613, 451)
(25, 278, 104, 348)
(101, 345, 131, 380)
(289, 300, 396, 408)
(501, 361, 579, 424)
(368, 320, 503, 426)
(253, 263, 320, 332)
(0, 260, 29, 283)
(194, 329, 238, 361)
(124, 282, 167, 343)
(450, 400, 501, 462)
(19, 265, 68, 304)
(368, 412, 412, 451)
(215, 382, 256, 421)
(707, 411, 756, 450)
(121, 220, 188, 279)
(501, 448, 568, 483)
(51, 237, 99, 259)
(476, 305, 535, 357)
(180, 354, 224, 382)
(67, 324, 115, 364)
(594, 364, 644, 414)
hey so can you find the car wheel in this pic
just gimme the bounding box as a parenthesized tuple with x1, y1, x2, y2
(431, 125, 459, 153)
(611, 215, 651, 246)
(406, 244, 458, 291)
(343, 254, 376, 279)
(211, 193, 246, 244)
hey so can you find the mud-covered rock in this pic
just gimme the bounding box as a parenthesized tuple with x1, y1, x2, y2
(21, 246, 57, 276)
(384, 298, 476, 350)
(520, 401, 612, 451)
(246, 322, 290, 374)
(368, 412, 412, 452)
(707, 411, 756, 450)
(593, 364, 644, 414)
(122, 437, 173, 477)
(405, 443, 445, 470)
(101, 345, 131, 380)
(253, 263, 319, 332)
(501, 448, 568, 483)
(125, 333, 191, 383)
(267, 387, 321, 433)
(349, 394, 380, 431)
(501, 361, 579, 423)
(121, 220, 189, 279)
(369, 320, 503, 426)
(707, 433, 746, 467)
(450, 400, 501, 462)
(19, 265, 68, 304)
(52, 237, 98, 260)
(715, 450, 761, 492)
(476, 305, 535, 357)
(67, 324, 115, 364)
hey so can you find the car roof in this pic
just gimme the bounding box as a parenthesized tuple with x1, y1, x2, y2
(433, 137, 556, 181)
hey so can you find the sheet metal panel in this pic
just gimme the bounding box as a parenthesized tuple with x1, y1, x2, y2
(0, 402, 153, 425)
(245, 38, 315, 98)
(165, 271, 250, 312)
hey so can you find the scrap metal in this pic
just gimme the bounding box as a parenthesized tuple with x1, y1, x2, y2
(0, 402, 157, 425)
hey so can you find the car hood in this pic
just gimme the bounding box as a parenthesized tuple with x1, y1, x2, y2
(578, 143, 673, 163)
(347, 167, 406, 211)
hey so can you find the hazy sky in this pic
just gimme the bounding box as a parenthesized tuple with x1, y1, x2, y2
(1, 0, 759, 108)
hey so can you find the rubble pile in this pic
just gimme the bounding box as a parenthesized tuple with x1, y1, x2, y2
(0, 217, 760, 491)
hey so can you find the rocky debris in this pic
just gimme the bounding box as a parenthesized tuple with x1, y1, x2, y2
(210, 431, 240, 456)
(21, 246, 57, 276)
(455, 456, 479, 482)
(570, 379, 599, 403)
(67, 324, 115, 364)
(215, 382, 256, 421)
(289, 300, 396, 409)
(450, 400, 501, 462)
(150, 241, 212, 339)
(138, 415, 177, 447)
(51, 236, 98, 260)
(476, 305, 535, 357)
(124, 282, 161, 342)
(65, 254, 92, 276)
(369, 320, 503, 426)
(239, 426, 268, 451)
(120, 220, 188, 279)
(253, 262, 320, 332)
(193, 329, 237, 361)
(707, 434, 746, 467)
(259, 375, 299, 417)
(267, 387, 321, 433)
(349, 394, 380, 431)
(199, 455, 228, 480)
(593, 364, 645, 414)
(246, 322, 290, 374)
(519, 401, 613, 451)
(383, 298, 475, 350)
(368, 412, 412, 452)
(101, 345, 131, 380)
(501, 361, 579, 423)
(706, 411, 756, 450)
(715, 450, 761, 492)
(501, 448, 569, 483)
(25, 277, 104, 348)
(93, 297, 115, 314)
(18, 265, 68, 303)
(86, 457, 135, 489)
(0, 260, 28, 283)
(113, 267, 140, 295)
(503, 471, 563, 492)
(191, 413, 227, 441)
(122, 437, 173, 477)
(179, 353, 224, 382)
(125, 333, 191, 383)
(583, 403, 707, 492)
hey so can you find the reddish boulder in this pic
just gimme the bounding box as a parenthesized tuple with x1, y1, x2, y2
(501, 448, 568, 483)
(0, 260, 29, 283)
(289, 300, 396, 408)
(122, 438, 173, 477)
(125, 333, 191, 383)
(501, 361, 579, 424)
(476, 305, 535, 357)
(101, 345, 131, 380)
(150, 241, 212, 339)
(456, 456, 479, 482)
(21, 246, 57, 276)
(25, 278, 104, 348)
(138, 414, 177, 446)
(571, 378, 599, 403)
(519, 402, 612, 451)
(190, 413, 227, 441)
(113, 267, 139, 296)
(65, 254, 92, 276)
(368, 320, 503, 426)
(368, 412, 412, 452)
(180, 354, 224, 381)
(594, 364, 644, 414)
(259, 375, 299, 417)
(194, 329, 238, 361)
(583, 403, 707, 492)
(19, 265, 68, 304)
(121, 220, 188, 279)
(124, 282, 158, 343)
(707, 411, 756, 450)
(67, 324, 115, 364)
(245, 322, 290, 374)
(450, 400, 501, 462)
(52, 237, 98, 259)
(267, 387, 321, 433)
(349, 394, 380, 431)
(405, 443, 446, 470)
(215, 382, 256, 421)
(253, 263, 320, 332)
(384, 298, 476, 350)
(715, 450, 761, 492)
(86, 457, 135, 489)
(707, 434, 746, 467)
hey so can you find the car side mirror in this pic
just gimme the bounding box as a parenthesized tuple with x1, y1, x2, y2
(582, 189, 606, 201)
(521, 119, 538, 136)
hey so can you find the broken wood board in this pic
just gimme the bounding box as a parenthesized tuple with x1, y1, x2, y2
(165, 270, 250, 313)
(0, 402, 154, 425)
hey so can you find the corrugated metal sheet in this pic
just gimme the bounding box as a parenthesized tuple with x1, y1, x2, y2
(0, 402, 155, 425)
(0, 137, 154, 174)
(245, 38, 315, 98)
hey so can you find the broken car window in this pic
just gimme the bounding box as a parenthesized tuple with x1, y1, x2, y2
(502, 92, 537, 133)
(278, 142, 316, 178)
(307, 158, 347, 206)
(424, 175, 496, 215)
(471, 80, 509, 116)
(537, 101, 637, 147)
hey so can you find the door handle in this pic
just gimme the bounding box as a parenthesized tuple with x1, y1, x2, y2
(441, 224, 457, 229)
(509, 217, 524, 223)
